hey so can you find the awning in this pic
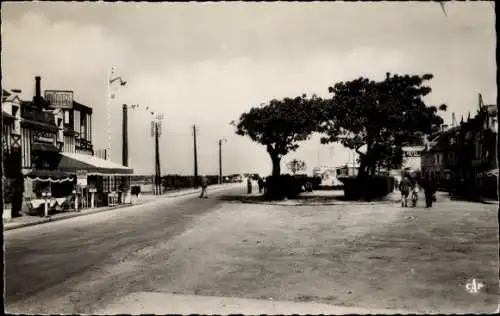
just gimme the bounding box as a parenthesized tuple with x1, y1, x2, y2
(26, 169, 74, 182)
(32, 142, 60, 153)
(58, 152, 133, 175)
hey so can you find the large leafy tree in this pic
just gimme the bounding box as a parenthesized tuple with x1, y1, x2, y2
(233, 95, 322, 176)
(319, 73, 447, 177)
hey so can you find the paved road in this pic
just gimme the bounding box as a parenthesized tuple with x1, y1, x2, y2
(4, 184, 243, 314)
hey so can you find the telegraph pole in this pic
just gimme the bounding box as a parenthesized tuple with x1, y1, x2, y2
(122, 104, 128, 167)
(151, 113, 164, 195)
(218, 138, 227, 184)
(193, 125, 199, 188)
(155, 122, 161, 195)
(219, 140, 222, 184)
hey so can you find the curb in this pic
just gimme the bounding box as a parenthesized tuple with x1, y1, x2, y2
(4, 203, 133, 231)
(4, 185, 235, 231)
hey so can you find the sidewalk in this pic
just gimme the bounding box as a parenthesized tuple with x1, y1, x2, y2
(3, 183, 233, 231)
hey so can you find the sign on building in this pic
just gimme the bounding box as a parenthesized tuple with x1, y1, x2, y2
(45, 90, 74, 109)
(402, 146, 425, 171)
(76, 170, 88, 187)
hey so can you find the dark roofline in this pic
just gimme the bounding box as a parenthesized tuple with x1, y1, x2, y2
(2, 111, 15, 122)
(73, 100, 93, 114)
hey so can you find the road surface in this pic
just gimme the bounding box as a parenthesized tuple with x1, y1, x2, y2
(4, 184, 242, 314)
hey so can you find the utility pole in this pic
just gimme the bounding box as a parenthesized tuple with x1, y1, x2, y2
(151, 113, 164, 195)
(218, 138, 227, 184)
(155, 122, 161, 195)
(122, 104, 128, 167)
(193, 125, 199, 188)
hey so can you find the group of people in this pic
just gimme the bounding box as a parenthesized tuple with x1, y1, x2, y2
(247, 176, 265, 194)
(198, 175, 267, 199)
(399, 174, 437, 208)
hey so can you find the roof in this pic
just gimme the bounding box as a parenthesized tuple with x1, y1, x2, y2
(426, 126, 460, 152)
(73, 101, 93, 114)
(32, 142, 60, 153)
(21, 119, 58, 132)
(2, 110, 15, 122)
(2, 94, 22, 104)
(58, 152, 133, 175)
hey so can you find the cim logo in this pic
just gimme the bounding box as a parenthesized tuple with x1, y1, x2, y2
(465, 278, 484, 294)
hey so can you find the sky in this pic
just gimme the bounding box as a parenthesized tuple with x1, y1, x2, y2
(1, 2, 496, 176)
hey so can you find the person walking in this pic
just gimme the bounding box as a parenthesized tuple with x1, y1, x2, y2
(399, 175, 413, 208)
(257, 177, 264, 194)
(199, 176, 208, 198)
(247, 177, 253, 194)
(422, 174, 437, 208)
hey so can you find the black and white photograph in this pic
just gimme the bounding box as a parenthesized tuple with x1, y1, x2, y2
(1, 1, 498, 314)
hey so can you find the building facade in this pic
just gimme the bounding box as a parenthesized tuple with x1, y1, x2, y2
(3, 76, 133, 216)
(421, 104, 498, 198)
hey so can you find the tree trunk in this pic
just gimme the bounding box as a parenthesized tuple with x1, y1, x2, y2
(271, 155, 281, 177)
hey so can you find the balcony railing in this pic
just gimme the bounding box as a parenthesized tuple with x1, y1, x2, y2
(75, 138, 93, 154)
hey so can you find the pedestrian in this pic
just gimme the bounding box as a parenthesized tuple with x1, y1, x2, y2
(257, 177, 264, 193)
(422, 174, 437, 208)
(399, 175, 413, 208)
(199, 176, 208, 198)
(247, 177, 252, 194)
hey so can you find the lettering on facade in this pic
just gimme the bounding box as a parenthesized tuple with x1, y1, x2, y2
(77, 170, 88, 187)
(44, 90, 74, 109)
(33, 131, 55, 144)
(404, 151, 421, 158)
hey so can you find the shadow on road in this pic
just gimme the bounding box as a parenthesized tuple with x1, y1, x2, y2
(218, 194, 266, 204)
(218, 191, 400, 206)
(218, 193, 350, 205)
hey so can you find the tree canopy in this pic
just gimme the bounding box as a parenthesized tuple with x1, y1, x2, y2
(319, 73, 447, 176)
(232, 94, 322, 176)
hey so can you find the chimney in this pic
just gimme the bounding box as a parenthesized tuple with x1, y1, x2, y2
(35, 76, 41, 99)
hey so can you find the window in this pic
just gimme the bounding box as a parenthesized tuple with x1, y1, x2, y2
(11, 105, 19, 117)
(80, 114, 87, 140)
(64, 110, 70, 124)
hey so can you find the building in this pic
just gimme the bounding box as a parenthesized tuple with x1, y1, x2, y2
(2, 89, 23, 217)
(421, 103, 498, 198)
(421, 127, 458, 189)
(3, 76, 133, 217)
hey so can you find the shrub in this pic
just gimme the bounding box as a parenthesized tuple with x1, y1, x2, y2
(339, 175, 395, 201)
(264, 175, 303, 200)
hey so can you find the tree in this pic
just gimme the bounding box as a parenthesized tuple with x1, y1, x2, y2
(233, 94, 322, 176)
(287, 159, 307, 175)
(319, 73, 447, 178)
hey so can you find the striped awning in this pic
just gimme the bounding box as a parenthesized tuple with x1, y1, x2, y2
(58, 152, 133, 175)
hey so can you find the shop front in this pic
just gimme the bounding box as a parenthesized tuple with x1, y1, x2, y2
(57, 152, 133, 208)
